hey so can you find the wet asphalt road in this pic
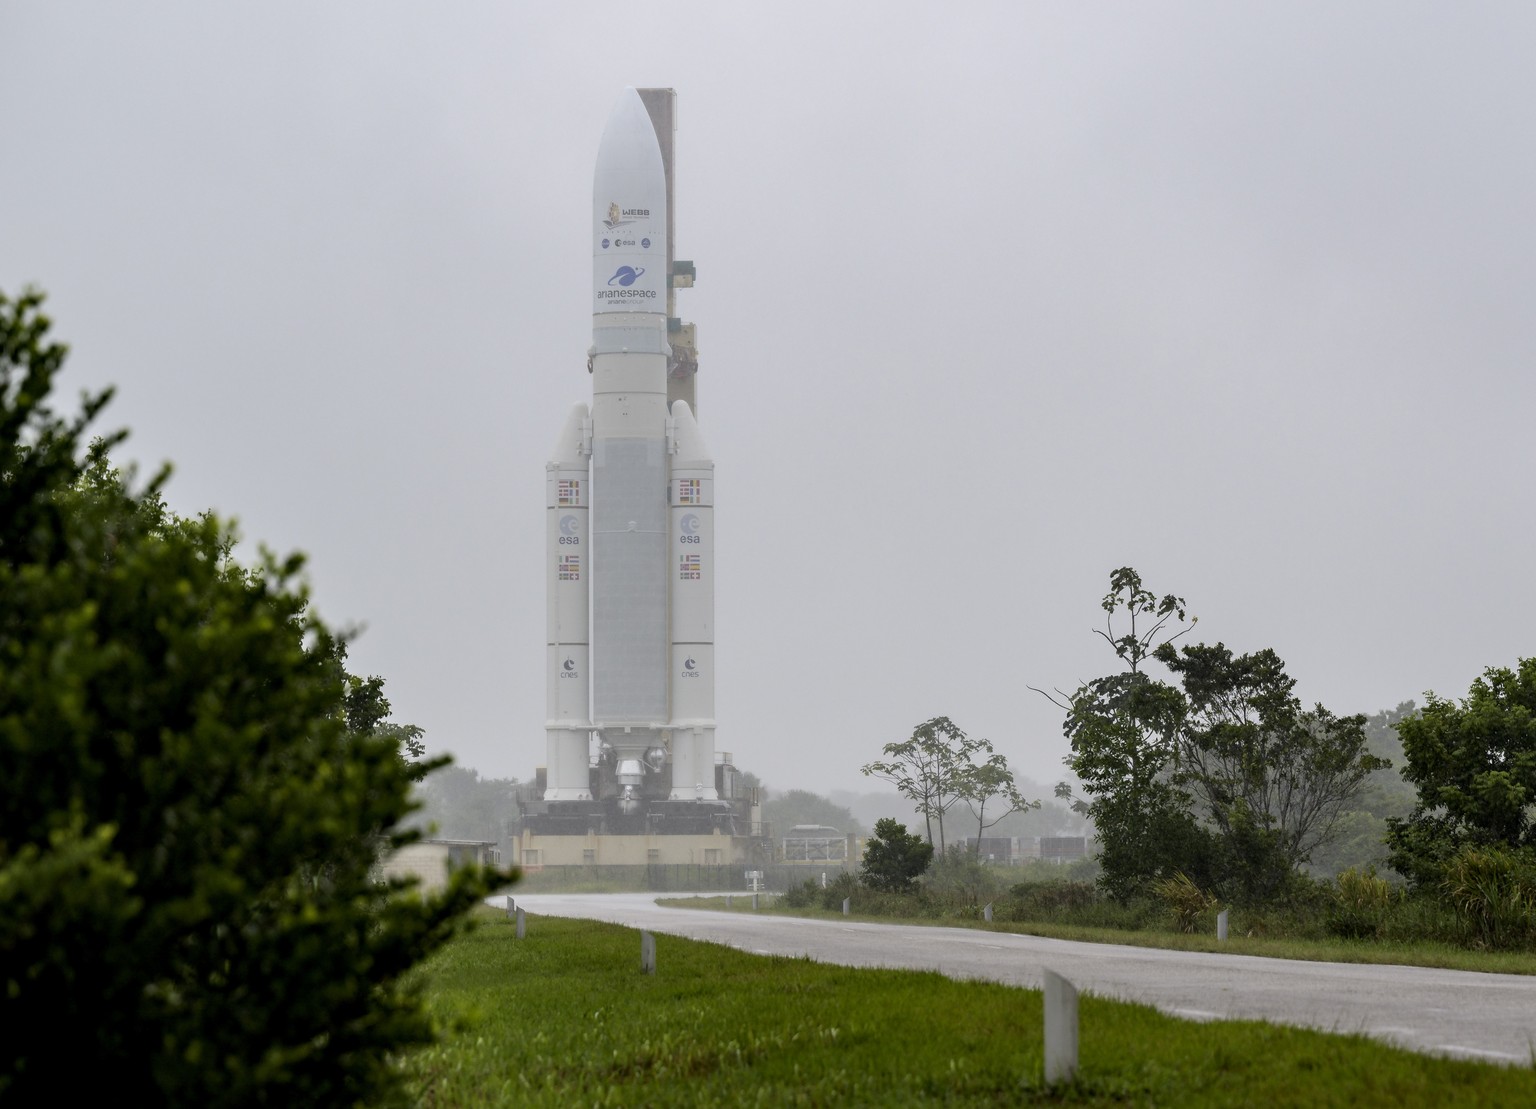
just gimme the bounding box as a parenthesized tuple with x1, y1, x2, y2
(496, 891, 1536, 1065)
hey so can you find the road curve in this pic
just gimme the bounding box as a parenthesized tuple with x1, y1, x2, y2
(497, 891, 1536, 1065)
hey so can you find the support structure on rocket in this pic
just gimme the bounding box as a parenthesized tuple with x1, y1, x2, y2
(529, 88, 742, 838)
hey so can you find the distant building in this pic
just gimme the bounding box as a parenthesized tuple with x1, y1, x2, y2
(781, 825, 850, 863)
(380, 838, 500, 894)
(957, 836, 1092, 865)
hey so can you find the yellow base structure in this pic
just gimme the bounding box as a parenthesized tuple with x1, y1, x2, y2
(517, 828, 758, 869)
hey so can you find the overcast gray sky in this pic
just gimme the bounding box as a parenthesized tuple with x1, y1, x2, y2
(4, 4, 1533, 797)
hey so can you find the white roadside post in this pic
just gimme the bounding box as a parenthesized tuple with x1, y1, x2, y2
(505, 895, 515, 919)
(1217, 909, 1229, 941)
(515, 908, 527, 940)
(842, 898, 850, 916)
(641, 931, 656, 975)
(1042, 969, 1079, 1085)
(983, 902, 994, 923)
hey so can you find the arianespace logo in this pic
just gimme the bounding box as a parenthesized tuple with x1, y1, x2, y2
(598, 264, 658, 302)
(603, 202, 651, 230)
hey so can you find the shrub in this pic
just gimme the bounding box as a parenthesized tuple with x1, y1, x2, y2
(1441, 847, 1536, 949)
(818, 871, 858, 911)
(859, 819, 933, 893)
(0, 290, 507, 1105)
(1151, 871, 1219, 933)
(1327, 867, 1397, 939)
(782, 879, 818, 909)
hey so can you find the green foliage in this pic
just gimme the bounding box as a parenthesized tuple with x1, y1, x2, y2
(861, 716, 1035, 852)
(924, 844, 1010, 904)
(1157, 641, 1388, 902)
(1439, 847, 1536, 950)
(1327, 867, 1399, 939)
(1054, 568, 1211, 899)
(782, 872, 858, 912)
(0, 289, 507, 1105)
(1387, 660, 1536, 886)
(1056, 568, 1385, 906)
(1151, 871, 1220, 933)
(860, 716, 978, 850)
(859, 818, 933, 893)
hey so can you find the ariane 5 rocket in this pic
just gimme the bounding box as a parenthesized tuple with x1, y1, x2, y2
(543, 88, 717, 821)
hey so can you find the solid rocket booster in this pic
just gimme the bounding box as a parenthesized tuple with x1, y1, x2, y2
(544, 88, 717, 810)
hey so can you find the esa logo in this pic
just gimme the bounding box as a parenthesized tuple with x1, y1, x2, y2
(559, 514, 580, 545)
(681, 657, 701, 678)
(679, 513, 701, 544)
(560, 658, 579, 679)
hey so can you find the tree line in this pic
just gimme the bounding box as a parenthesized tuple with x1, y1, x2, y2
(1047, 567, 1536, 908)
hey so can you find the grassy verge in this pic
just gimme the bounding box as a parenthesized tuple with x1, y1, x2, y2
(406, 908, 1535, 1107)
(663, 895, 1536, 976)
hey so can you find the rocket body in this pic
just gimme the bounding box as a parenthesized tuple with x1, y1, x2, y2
(543, 88, 716, 812)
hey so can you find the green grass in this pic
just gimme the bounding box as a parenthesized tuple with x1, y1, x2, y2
(664, 894, 1536, 976)
(406, 908, 1536, 1106)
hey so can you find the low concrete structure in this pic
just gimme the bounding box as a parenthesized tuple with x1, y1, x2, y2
(516, 828, 754, 868)
(380, 838, 500, 893)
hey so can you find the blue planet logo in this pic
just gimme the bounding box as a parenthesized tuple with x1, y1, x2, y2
(680, 513, 699, 535)
(559, 515, 577, 536)
(608, 265, 645, 287)
(601, 238, 610, 249)
(641, 237, 650, 249)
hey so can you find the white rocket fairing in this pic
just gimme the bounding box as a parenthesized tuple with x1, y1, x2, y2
(544, 88, 716, 813)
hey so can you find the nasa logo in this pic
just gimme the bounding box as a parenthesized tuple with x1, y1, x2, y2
(641, 237, 650, 249)
(608, 265, 645, 287)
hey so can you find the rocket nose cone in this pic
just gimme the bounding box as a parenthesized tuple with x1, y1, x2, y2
(595, 88, 664, 178)
(593, 88, 667, 318)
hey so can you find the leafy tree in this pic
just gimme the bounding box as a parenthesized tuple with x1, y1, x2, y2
(861, 716, 987, 852)
(858, 818, 934, 893)
(1290, 701, 1418, 877)
(957, 752, 1038, 857)
(345, 670, 429, 781)
(1042, 568, 1209, 899)
(1046, 568, 1383, 903)
(0, 289, 506, 1105)
(1155, 641, 1387, 902)
(1386, 660, 1536, 886)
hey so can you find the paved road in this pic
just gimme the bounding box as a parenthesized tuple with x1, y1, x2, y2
(498, 891, 1536, 1065)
